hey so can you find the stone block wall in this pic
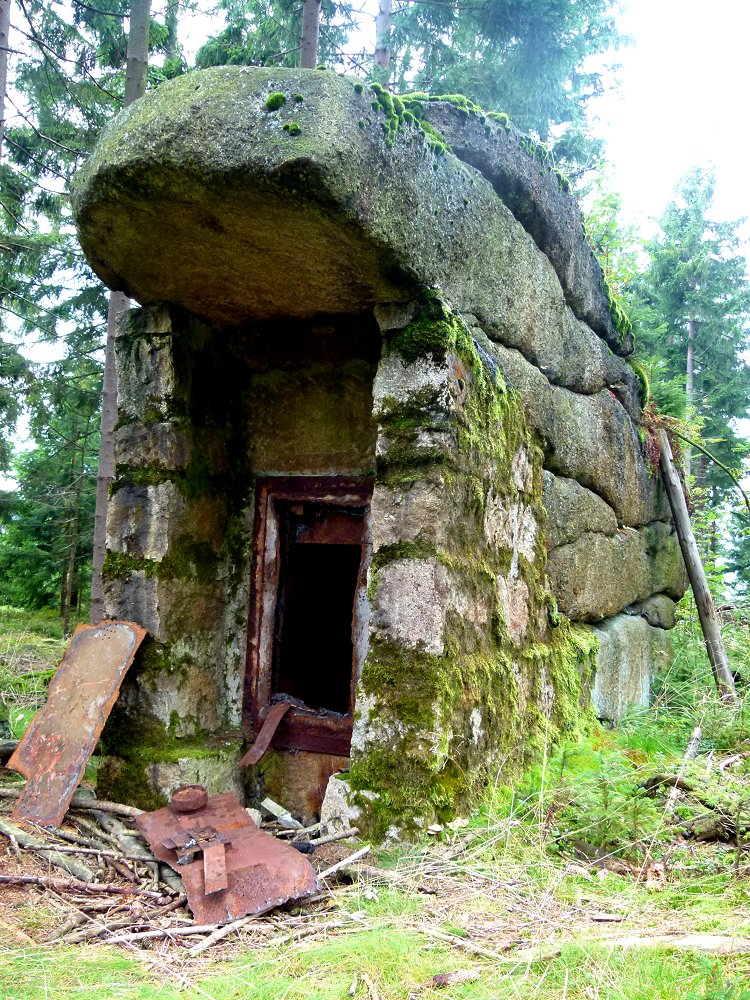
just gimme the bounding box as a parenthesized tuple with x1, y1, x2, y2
(341, 297, 599, 838)
(98, 306, 252, 806)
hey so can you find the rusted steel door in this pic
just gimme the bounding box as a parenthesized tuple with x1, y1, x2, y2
(244, 478, 372, 758)
(137, 789, 319, 923)
(8, 621, 146, 827)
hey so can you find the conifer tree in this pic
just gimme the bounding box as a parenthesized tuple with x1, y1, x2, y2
(638, 168, 750, 489)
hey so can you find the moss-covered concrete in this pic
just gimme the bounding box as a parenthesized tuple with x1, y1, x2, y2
(72, 66, 612, 349)
(345, 297, 599, 838)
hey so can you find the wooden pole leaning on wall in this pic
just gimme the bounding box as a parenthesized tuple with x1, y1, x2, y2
(657, 428, 738, 706)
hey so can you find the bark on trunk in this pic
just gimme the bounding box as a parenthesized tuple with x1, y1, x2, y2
(62, 424, 81, 635)
(374, 0, 392, 73)
(300, 0, 321, 68)
(658, 429, 738, 705)
(164, 0, 178, 61)
(124, 0, 151, 104)
(685, 317, 696, 478)
(0, 0, 11, 160)
(90, 0, 151, 622)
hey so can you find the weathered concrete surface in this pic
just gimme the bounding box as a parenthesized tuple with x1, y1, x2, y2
(546, 520, 686, 623)
(371, 557, 450, 655)
(547, 529, 651, 622)
(627, 594, 678, 630)
(107, 483, 185, 562)
(419, 100, 630, 354)
(72, 67, 617, 346)
(592, 614, 671, 722)
(370, 476, 454, 549)
(542, 471, 618, 547)
(488, 338, 670, 527)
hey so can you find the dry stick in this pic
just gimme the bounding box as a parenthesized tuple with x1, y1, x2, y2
(187, 882, 347, 958)
(0, 873, 164, 897)
(50, 901, 130, 941)
(72, 813, 126, 851)
(658, 429, 739, 705)
(268, 920, 350, 949)
(0, 787, 143, 817)
(317, 845, 371, 881)
(49, 824, 112, 852)
(414, 924, 518, 961)
(187, 915, 255, 957)
(59, 894, 188, 945)
(0, 817, 96, 882)
(88, 805, 163, 888)
(308, 827, 360, 848)
(665, 726, 702, 817)
(361, 971, 380, 1000)
(28, 844, 159, 864)
(105, 922, 244, 945)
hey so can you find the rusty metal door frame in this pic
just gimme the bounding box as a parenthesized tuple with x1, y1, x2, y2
(243, 476, 373, 757)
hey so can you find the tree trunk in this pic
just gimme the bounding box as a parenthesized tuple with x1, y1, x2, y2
(300, 0, 321, 68)
(0, 0, 11, 160)
(684, 316, 696, 478)
(374, 0, 392, 76)
(90, 292, 127, 622)
(658, 429, 738, 705)
(124, 0, 151, 104)
(90, 0, 151, 623)
(62, 422, 81, 635)
(164, 0, 178, 61)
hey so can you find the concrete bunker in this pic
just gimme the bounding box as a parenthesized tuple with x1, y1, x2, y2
(71, 67, 688, 838)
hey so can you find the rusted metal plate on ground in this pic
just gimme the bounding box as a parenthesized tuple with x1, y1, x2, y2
(137, 790, 319, 924)
(7, 621, 147, 827)
(203, 842, 229, 895)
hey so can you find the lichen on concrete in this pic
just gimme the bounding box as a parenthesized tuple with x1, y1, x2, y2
(344, 296, 601, 838)
(70, 67, 688, 838)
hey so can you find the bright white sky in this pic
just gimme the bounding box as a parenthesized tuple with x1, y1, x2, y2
(593, 0, 750, 236)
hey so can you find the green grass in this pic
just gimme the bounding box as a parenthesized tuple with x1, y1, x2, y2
(0, 605, 67, 739)
(2, 604, 750, 997)
(2, 937, 750, 1000)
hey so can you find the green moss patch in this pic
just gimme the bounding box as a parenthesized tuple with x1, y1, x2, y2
(264, 92, 287, 111)
(351, 296, 598, 837)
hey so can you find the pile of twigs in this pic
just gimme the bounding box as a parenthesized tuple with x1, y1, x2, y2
(0, 784, 367, 954)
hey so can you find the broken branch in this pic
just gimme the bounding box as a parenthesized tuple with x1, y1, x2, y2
(0, 873, 164, 896)
(187, 915, 255, 957)
(317, 845, 371, 881)
(414, 925, 518, 961)
(0, 817, 96, 882)
(0, 786, 143, 817)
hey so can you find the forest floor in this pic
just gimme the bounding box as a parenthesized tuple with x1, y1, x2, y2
(2, 605, 750, 999)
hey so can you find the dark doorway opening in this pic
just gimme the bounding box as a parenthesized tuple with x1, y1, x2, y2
(272, 503, 365, 714)
(244, 478, 372, 756)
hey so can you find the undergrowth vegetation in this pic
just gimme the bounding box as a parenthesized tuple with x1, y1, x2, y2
(2, 602, 750, 998)
(0, 605, 67, 741)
